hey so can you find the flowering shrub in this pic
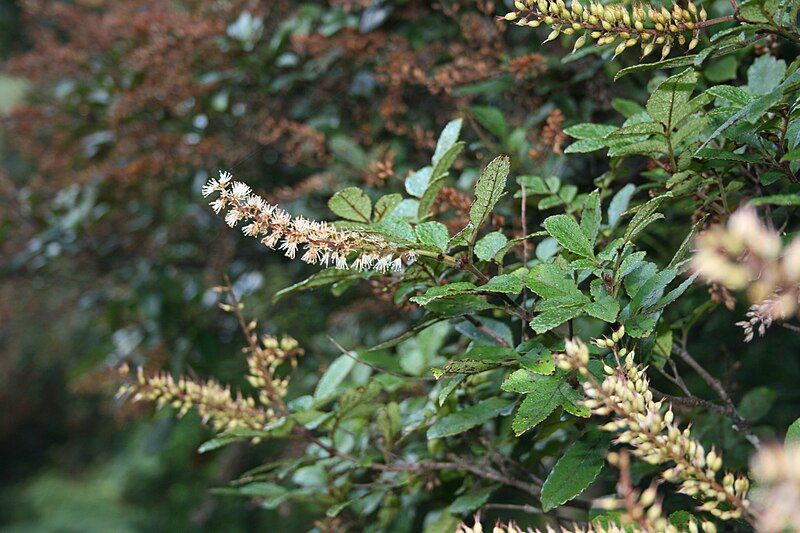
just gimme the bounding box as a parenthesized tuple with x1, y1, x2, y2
(5, 0, 800, 530)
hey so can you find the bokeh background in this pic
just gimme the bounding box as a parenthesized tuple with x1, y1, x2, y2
(2, 1, 798, 531)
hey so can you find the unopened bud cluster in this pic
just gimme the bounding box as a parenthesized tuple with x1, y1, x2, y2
(117, 332, 303, 434)
(556, 335, 752, 523)
(692, 208, 800, 341)
(600, 450, 717, 532)
(503, 0, 708, 58)
(204, 171, 415, 272)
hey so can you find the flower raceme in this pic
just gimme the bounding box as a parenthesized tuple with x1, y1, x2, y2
(556, 337, 753, 524)
(503, 0, 711, 59)
(116, 333, 303, 433)
(203, 171, 413, 272)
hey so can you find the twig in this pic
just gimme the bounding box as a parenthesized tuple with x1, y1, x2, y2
(328, 336, 435, 381)
(481, 503, 539, 514)
(465, 315, 510, 347)
(672, 344, 758, 445)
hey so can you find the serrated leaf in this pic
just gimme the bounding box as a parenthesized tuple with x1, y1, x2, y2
(706, 85, 753, 107)
(580, 190, 601, 244)
(475, 232, 508, 261)
(585, 295, 620, 322)
(373, 193, 403, 222)
(608, 139, 670, 157)
(406, 167, 433, 198)
(469, 156, 511, 234)
(624, 193, 671, 242)
(374, 217, 415, 242)
(615, 55, 699, 81)
(540, 431, 612, 511)
(411, 282, 478, 306)
(481, 273, 523, 295)
(432, 119, 463, 166)
(427, 397, 511, 439)
(328, 187, 372, 223)
(747, 55, 786, 95)
(416, 221, 450, 252)
(749, 194, 800, 206)
(450, 486, 497, 514)
(630, 269, 676, 314)
(564, 123, 618, 139)
(646, 68, 698, 128)
(564, 138, 610, 153)
(544, 215, 595, 259)
(531, 305, 585, 334)
(507, 376, 588, 435)
(525, 263, 581, 299)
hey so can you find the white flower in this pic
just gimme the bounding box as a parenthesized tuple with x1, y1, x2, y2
(231, 181, 252, 200)
(202, 178, 219, 197)
(218, 170, 233, 186)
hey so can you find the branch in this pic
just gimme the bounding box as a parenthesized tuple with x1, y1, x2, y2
(672, 344, 758, 446)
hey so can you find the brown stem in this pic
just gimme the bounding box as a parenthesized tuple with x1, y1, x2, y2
(671, 344, 756, 445)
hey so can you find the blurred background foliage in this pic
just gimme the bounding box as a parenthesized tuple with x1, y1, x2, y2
(1, 0, 797, 530)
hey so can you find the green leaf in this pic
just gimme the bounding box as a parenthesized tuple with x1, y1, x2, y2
(531, 305, 585, 334)
(416, 221, 450, 252)
(615, 54, 700, 81)
(481, 274, 523, 295)
(450, 486, 496, 514)
(469, 156, 511, 234)
(564, 123, 618, 139)
(786, 417, 800, 445)
(646, 68, 697, 128)
(624, 193, 671, 242)
(432, 119, 463, 165)
(471, 105, 508, 139)
(411, 282, 478, 306)
(506, 376, 588, 435)
(738, 387, 776, 422)
(419, 142, 466, 217)
(374, 217, 416, 242)
(585, 295, 620, 323)
(427, 397, 511, 439)
(608, 184, 635, 228)
(544, 214, 595, 259)
(373, 193, 403, 222)
(525, 263, 581, 299)
(273, 268, 358, 302)
(580, 190, 601, 244)
(707, 85, 753, 107)
(406, 167, 433, 198)
(475, 232, 508, 261)
(328, 187, 372, 223)
(314, 354, 357, 401)
(630, 269, 676, 314)
(749, 194, 800, 206)
(564, 138, 609, 154)
(747, 55, 786, 95)
(540, 431, 612, 512)
(704, 56, 738, 82)
(329, 136, 369, 168)
(607, 139, 670, 157)
(234, 482, 290, 508)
